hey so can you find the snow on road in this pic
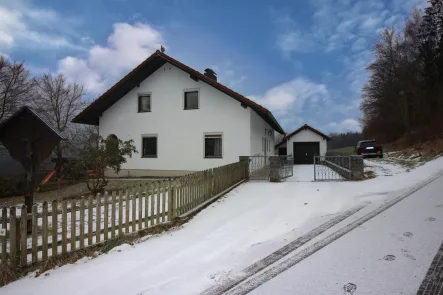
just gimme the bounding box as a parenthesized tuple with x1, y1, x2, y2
(1, 157, 443, 295)
(250, 172, 443, 295)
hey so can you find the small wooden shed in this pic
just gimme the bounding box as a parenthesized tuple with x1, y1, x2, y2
(0, 106, 65, 209)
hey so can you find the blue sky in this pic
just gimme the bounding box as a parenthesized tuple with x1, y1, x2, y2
(0, 0, 426, 134)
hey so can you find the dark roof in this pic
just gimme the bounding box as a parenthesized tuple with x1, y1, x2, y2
(0, 106, 66, 140)
(275, 124, 332, 148)
(72, 50, 284, 134)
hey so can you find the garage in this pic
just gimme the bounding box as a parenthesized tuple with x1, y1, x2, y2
(293, 142, 320, 164)
(275, 124, 331, 164)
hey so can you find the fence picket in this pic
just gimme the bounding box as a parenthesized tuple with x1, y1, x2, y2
(156, 181, 161, 225)
(32, 205, 38, 263)
(88, 195, 93, 245)
(96, 193, 101, 243)
(61, 200, 67, 254)
(150, 182, 155, 227)
(80, 197, 85, 249)
(138, 186, 143, 230)
(161, 180, 166, 222)
(144, 184, 149, 228)
(111, 191, 116, 238)
(51, 200, 57, 256)
(131, 188, 136, 232)
(125, 188, 130, 234)
(70, 199, 76, 252)
(1, 208, 6, 264)
(168, 180, 173, 221)
(9, 207, 17, 267)
(42, 202, 48, 261)
(19, 205, 27, 267)
(118, 190, 123, 237)
(104, 192, 109, 240)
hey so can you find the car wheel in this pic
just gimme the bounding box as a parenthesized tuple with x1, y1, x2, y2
(379, 155, 383, 159)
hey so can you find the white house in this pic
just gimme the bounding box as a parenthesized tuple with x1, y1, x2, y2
(73, 50, 284, 177)
(275, 124, 331, 164)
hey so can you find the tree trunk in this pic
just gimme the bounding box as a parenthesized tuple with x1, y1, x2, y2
(25, 141, 35, 233)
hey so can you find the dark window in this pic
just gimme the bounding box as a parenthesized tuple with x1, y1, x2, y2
(138, 95, 151, 112)
(142, 136, 157, 158)
(205, 134, 222, 158)
(184, 91, 199, 110)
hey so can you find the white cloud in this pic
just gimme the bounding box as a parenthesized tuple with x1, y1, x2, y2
(211, 60, 247, 89)
(273, 0, 425, 55)
(0, 1, 82, 51)
(328, 118, 361, 132)
(57, 22, 164, 94)
(249, 78, 329, 114)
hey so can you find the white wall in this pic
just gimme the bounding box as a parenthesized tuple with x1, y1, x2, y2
(277, 129, 328, 156)
(250, 109, 275, 156)
(99, 62, 252, 172)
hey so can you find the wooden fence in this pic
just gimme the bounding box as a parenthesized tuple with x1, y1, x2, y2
(0, 161, 245, 267)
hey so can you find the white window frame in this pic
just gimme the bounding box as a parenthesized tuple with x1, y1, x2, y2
(141, 134, 158, 158)
(183, 88, 200, 110)
(138, 92, 152, 113)
(204, 132, 223, 159)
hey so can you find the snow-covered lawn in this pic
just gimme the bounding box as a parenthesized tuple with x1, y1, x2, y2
(1, 157, 443, 295)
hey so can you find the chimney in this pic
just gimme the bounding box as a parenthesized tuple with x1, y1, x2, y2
(204, 68, 217, 81)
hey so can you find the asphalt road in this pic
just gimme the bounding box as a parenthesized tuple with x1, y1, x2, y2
(244, 174, 443, 295)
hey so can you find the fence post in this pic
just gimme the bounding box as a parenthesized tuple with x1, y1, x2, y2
(239, 157, 250, 180)
(42, 202, 48, 261)
(80, 197, 85, 249)
(269, 156, 282, 182)
(9, 207, 17, 267)
(51, 200, 58, 256)
(20, 205, 27, 267)
(61, 200, 67, 254)
(168, 181, 174, 220)
(1, 208, 6, 264)
(314, 156, 317, 181)
(31, 204, 38, 263)
(70, 199, 76, 252)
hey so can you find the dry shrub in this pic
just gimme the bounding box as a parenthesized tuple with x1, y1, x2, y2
(0, 263, 18, 287)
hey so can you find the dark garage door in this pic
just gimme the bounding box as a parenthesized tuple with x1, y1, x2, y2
(293, 142, 320, 164)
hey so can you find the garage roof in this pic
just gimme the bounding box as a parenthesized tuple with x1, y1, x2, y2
(275, 124, 331, 148)
(72, 50, 284, 134)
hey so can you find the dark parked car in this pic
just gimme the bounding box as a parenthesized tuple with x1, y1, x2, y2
(356, 140, 383, 158)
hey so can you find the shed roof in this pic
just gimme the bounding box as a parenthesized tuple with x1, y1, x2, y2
(72, 50, 284, 134)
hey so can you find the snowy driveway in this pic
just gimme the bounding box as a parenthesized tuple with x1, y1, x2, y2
(1, 158, 443, 295)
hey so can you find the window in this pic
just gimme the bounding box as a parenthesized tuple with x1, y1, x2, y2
(142, 136, 157, 158)
(184, 90, 199, 110)
(138, 94, 151, 112)
(204, 134, 222, 158)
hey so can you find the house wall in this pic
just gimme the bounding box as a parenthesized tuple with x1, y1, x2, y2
(250, 109, 275, 156)
(99, 62, 253, 176)
(277, 129, 328, 156)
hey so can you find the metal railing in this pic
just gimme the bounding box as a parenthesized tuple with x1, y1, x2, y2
(314, 156, 351, 181)
(248, 155, 270, 180)
(279, 156, 294, 179)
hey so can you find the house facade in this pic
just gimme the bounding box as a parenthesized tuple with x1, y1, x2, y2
(73, 51, 284, 177)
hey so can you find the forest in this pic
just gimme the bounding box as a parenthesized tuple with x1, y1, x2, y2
(361, 0, 443, 145)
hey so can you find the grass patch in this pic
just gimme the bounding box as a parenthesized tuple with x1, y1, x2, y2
(328, 146, 355, 155)
(0, 263, 19, 287)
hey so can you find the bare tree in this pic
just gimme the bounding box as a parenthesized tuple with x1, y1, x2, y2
(0, 57, 35, 122)
(32, 73, 86, 171)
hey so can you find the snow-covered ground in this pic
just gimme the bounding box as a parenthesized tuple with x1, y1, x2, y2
(250, 167, 443, 295)
(1, 157, 443, 295)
